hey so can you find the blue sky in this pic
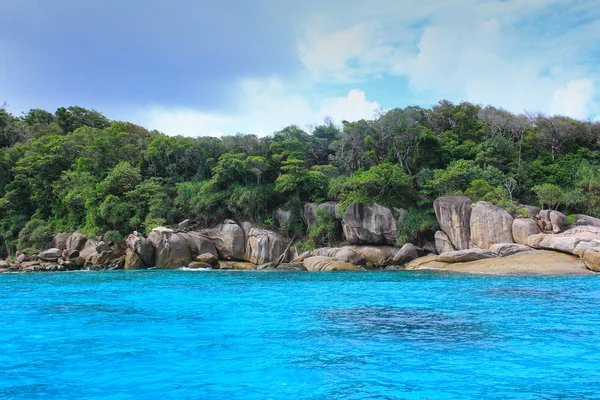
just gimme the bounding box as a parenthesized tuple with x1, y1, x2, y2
(1, 0, 599, 136)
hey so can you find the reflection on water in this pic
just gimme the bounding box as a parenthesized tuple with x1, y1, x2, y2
(319, 306, 493, 343)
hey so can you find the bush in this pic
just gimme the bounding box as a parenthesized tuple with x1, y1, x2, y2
(306, 209, 340, 248)
(397, 207, 438, 245)
(17, 219, 53, 252)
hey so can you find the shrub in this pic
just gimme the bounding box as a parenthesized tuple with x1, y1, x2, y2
(17, 219, 53, 252)
(397, 207, 438, 245)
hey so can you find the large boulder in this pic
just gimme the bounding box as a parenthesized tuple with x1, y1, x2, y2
(124, 250, 145, 270)
(434, 231, 455, 254)
(148, 227, 192, 269)
(79, 239, 101, 260)
(303, 256, 364, 272)
(583, 248, 600, 272)
(342, 203, 397, 245)
(469, 201, 514, 249)
(518, 204, 541, 219)
(52, 233, 69, 250)
(559, 226, 600, 239)
(392, 243, 419, 265)
(574, 214, 600, 228)
(178, 232, 217, 258)
(65, 232, 87, 255)
(537, 210, 567, 233)
(201, 220, 246, 260)
(347, 245, 397, 267)
(436, 248, 495, 263)
(39, 248, 63, 261)
(433, 196, 472, 250)
(304, 202, 339, 230)
(512, 218, 541, 245)
(126, 233, 155, 267)
(312, 247, 342, 258)
(489, 243, 532, 257)
(245, 227, 288, 264)
(527, 234, 587, 255)
(333, 247, 366, 265)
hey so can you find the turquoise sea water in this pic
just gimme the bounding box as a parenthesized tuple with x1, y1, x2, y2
(1, 270, 600, 399)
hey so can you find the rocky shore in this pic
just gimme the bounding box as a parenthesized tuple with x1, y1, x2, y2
(3, 197, 600, 276)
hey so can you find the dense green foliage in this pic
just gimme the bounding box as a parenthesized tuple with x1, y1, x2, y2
(2, 100, 600, 256)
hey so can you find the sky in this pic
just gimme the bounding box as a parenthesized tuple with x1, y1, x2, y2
(1, 0, 600, 137)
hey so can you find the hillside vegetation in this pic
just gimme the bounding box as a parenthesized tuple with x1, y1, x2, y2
(1, 101, 600, 256)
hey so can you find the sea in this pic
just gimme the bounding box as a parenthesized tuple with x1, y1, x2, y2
(1, 270, 600, 399)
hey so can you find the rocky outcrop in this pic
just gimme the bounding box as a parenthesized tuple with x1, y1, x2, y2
(65, 232, 87, 257)
(201, 220, 246, 260)
(245, 228, 288, 264)
(434, 231, 455, 254)
(537, 210, 566, 233)
(303, 256, 364, 272)
(304, 202, 339, 230)
(196, 253, 218, 267)
(347, 245, 397, 267)
(126, 232, 155, 268)
(178, 231, 217, 259)
(512, 218, 541, 245)
(124, 250, 145, 270)
(489, 243, 532, 257)
(52, 233, 69, 250)
(39, 248, 63, 261)
(469, 201, 514, 249)
(527, 234, 586, 254)
(574, 214, 600, 228)
(333, 248, 366, 265)
(392, 243, 419, 265)
(148, 227, 192, 269)
(583, 248, 600, 272)
(433, 196, 472, 250)
(435, 248, 495, 263)
(342, 203, 397, 245)
(407, 250, 591, 275)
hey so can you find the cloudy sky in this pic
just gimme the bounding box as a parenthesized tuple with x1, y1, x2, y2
(1, 0, 599, 136)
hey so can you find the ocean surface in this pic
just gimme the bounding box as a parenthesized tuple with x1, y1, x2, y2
(1, 270, 600, 399)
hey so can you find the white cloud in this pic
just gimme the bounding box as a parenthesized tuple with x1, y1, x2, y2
(550, 79, 596, 119)
(294, 0, 600, 119)
(135, 79, 380, 137)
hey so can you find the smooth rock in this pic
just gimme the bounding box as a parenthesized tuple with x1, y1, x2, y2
(392, 243, 419, 265)
(347, 245, 397, 267)
(512, 218, 541, 245)
(409, 250, 591, 275)
(436, 249, 495, 263)
(52, 233, 69, 250)
(40, 248, 63, 261)
(573, 240, 600, 256)
(201, 220, 246, 260)
(434, 231, 455, 254)
(303, 256, 364, 272)
(334, 247, 366, 265)
(245, 227, 288, 264)
(342, 203, 397, 245)
(178, 231, 218, 258)
(196, 252, 218, 266)
(527, 234, 586, 254)
(433, 196, 472, 250)
(537, 210, 567, 233)
(187, 261, 212, 269)
(65, 232, 87, 254)
(124, 250, 146, 270)
(126, 233, 155, 267)
(148, 227, 192, 269)
(470, 201, 514, 249)
(312, 247, 342, 258)
(583, 248, 600, 272)
(291, 251, 311, 263)
(559, 226, 600, 239)
(489, 243, 532, 257)
(574, 214, 600, 228)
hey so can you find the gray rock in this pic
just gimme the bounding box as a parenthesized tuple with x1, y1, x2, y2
(342, 203, 397, 245)
(346, 245, 397, 267)
(470, 201, 514, 249)
(436, 248, 495, 263)
(489, 243, 532, 257)
(40, 248, 63, 261)
(311, 247, 342, 257)
(574, 214, 600, 228)
(274, 208, 292, 228)
(303, 256, 364, 272)
(392, 243, 419, 265)
(178, 231, 218, 259)
(52, 233, 69, 250)
(334, 247, 366, 265)
(245, 227, 288, 264)
(124, 250, 146, 270)
(433, 196, 472, 250)
(537, 210, 567, 233)
(434, 230, 456, 254)
(527, 234, 587, 254)
(126, 233, 155, 267)
(196, 252, 219, 266)
(201, 220, 246, 260)
(148, 227, 193, 269)
(512, 218, 541, 245)
(65, 232, 87, 254)
(291, 251, 311, 263)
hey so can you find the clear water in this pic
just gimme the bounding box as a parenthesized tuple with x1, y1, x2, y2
(2, 270, 600, 399)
